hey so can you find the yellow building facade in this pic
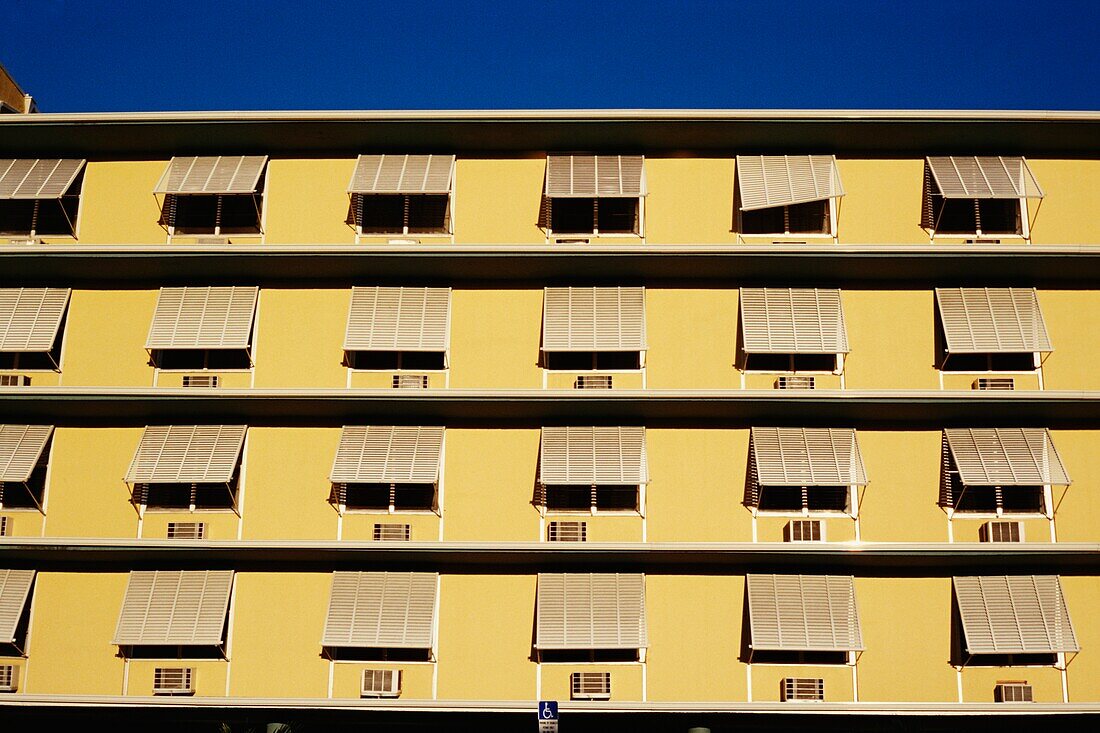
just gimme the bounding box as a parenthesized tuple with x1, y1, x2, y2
(1, 110, 1099, 730)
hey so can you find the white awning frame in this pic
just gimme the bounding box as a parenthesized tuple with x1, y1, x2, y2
(544, 155, 647, 198)
(0, 159, 86, 200)
(348, 154, 456, 195)
(736, 155, 845, 211)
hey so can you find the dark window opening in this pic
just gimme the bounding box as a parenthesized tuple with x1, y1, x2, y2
(544, 351, 641, 371)
(966, 653, 1058, 667)
(539, 649, 640, 663)
(749, 650, 849, 665)
(740, 200, 830, 235)
(353, 194, 450, 234)
(0, 311, 67, 372)
(348, 351, 446, 370)
(743, 353, 838, 372)
(335, 483, 437, 512)
(161, 190, 263, 236)
(0, 448, 49, 510)
(121, 645, 225, 660)
(549, 198, 639, 235)
(137, 481, 237, 511)
(758, 486, 849, 513)
(940, 353, 1037, 372)
(325, 647, 432, 662)
(152, 349, 252, 370)
(953, 485, 1045, 514)
(544, 485, 639, 513)
(932, 198, 1022, 236)
(1, 584, 33, 655)
(0, 195, 81, 238)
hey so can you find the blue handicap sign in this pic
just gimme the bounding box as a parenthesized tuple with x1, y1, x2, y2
(539, 701, 559, 720)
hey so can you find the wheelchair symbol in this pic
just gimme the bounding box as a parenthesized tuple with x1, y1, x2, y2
(539, 701, 558, 720)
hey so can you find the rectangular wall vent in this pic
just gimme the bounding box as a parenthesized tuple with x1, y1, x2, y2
(995, 682, 1034, 702)
(0, 517, 8, 536)
(965, 239, 1003, 245)
(973, 377, 1015, 391)
(0, 375, 31, 387)
(571, 671, 611, 700)
(979, 521, 1023, 543)
(195, 236, 230, 245)
(781, 677, 824, 702)
(392, 374, 430, 389)
(784, 520, 824, 542)
(166, 522, 206, 540)
(775, 376, 815, 390)
(153, 667, 194, 695)
(182, 375, 220, 388)
(547, 521, 588, 542)
(361, 669, 401, 698)
(373, 523, 412, 541)
(574, 375, 613, 389)
(0, 665, 17, 692)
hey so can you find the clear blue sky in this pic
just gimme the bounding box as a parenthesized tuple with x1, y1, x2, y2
(4, 0, 1099, 112)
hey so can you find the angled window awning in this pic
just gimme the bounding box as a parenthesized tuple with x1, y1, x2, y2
(348, 155, 455, 194)
(747, 574, 864, 652)
(945, 428, 1070, 486)
(926, 157, 1043, 199)
(321, 571, 438, 649)
(0, 159, 85, 199)
(125, 425, 247, 484)
(535, 573, 648, 650)
(0, 570, 35, 645)
(0, 425, 53, 482)
(343, 287, 451, 352)
(330, 425, 445, 484)
(545, 155, 646, 198)
(954, 575, 1078, 654)
(542, 287, 647, 352)
(935, 288, 1052, 354)
(539, 426, 648, 485)
(0, 288, 71, 353)
(145, 286, 259, 351)
(736, 155, 845, 211)
(112, 570, 233, 646)
(740, 288, 849, 354)
(153, 156, 268, 195)
(750, 427, 868, 487)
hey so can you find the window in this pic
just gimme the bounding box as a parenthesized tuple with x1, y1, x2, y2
(0, 288, 71, 371)
(145, 286, 259, 370)
(343, 287, 451, 371)
(538, 427, 648, 515)
(0, 425, 53, 513)
(329, 425, 445, 514)
(535, 573, 648, 663)
(347, 154, 455, 237)
(113, 570, 233, 659)
(322, 572, 438, 661)
(0, 570, 34, 656)
(923, 157, 1043, 239)
(735, 155, 844, 238)
(154, 156, 267, 238)
(541, 287, 646, 371)
(934, 288, 1051, 373)
(124, 425, 248, 513)
(738, 288, 848, 374)
(745, 428, 867, 516)
(542, 155, 646, 237)
(0, 159, 85, 239)
(744, 574, 862, 665)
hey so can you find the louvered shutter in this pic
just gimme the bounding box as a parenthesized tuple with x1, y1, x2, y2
(935, 288, 1052, 354)
(125, 425, 247, 484)
(321, 572, 438, 648)
(542, 287, 647, 351)
(746, 574, 864, 652)
(0, 425, 53, 482)
(343, 287, 451, 351)
(539, 427, 649, 485)
(545, 155, 646, 197)
(0, 570, 34, 644)
(739, 288, 849, 354)
(113, 570, 233, 645)
(953, 576, 1078, 654)
(535, 573, 648, 650)
(0, 160, 86, 199)
(926, 157, 1043, 199)
(750, 428, 868, 487)
(944, 428, 1070, 486)
(153, 157, 268, 194)
(329, 426, 444, 483)
(0, 288, 72, 352)
(348, 155, 455, 194)
(736, 156, 845, 211)
(145, 287, 259, 350)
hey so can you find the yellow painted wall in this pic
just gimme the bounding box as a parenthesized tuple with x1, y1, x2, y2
(645, 158, 738, 244)
(77, 161, 166, 244)
(43, 427, 139, 538)
(60, 290, 156, 387)
(1028, 160, 1100, 245)
(263, 159, 356, 244)
(835, 160, 929, 245)
(646, 289, 739, 389)
(453, 158, 546, 244)
(252, 289, 348, 389)
(449, 289, 542, 388)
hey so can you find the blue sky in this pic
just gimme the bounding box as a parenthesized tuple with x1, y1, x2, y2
(3, 0, 1099, 112)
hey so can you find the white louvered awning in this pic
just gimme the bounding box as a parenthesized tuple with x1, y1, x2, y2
(750, 428, 868, 487)
(740, 288, 849, 354)
(736, 155, 845, 211)
(0, 159, 86, 199)
(112, 570, 233, 646)
(935, 288, 1052, 354)
(542, 287, 646, 352)
(545, 155, 647, 198)
(747, 574, 864, 652)
(125, 425, 247, 484)
(343, 287, 451, 352)
(927, 157, 1043, 199)
(145, 287, 259, 350)
(535, 573, 648, 650)
(0, 288, 71, 353)
(539, 426, 649, 485)
(321, 571, 438, 649)
(348, 155, 455, 194)
(954, 576, 1078, 654)
(330, 426, 445, 484)
(0, 570, 35, 644)
(0, 425, 53, 483)
(153, 156, 268, 195)
(945, 428, 1070, 486)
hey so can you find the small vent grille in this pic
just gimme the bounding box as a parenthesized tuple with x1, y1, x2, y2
(547, 521, 587, 542)
(373, 523, 411, 541)
(980, 521, 1023, 543)
(0, 375, 31, 387)
(571, 672, 611, 700)
(182, 375, 220, 388)
(973, 377, 1015, 391)
(196, 236, 229, 245)
(361, 669, 401, 698)
(784, 520, 824, 542)
(781, 677, 824, 702)
(965, 239, 1003, 245)
(153, 667, 194, 695)
(0, 517, 8, 536)
(0, 665, 17, 692)
(392, 374, 429, 389)
(167, 522, 206, 540)
(575, 375, 613, 389)
(995, 682, 1034, 702)
(775, 376, 815, 390)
